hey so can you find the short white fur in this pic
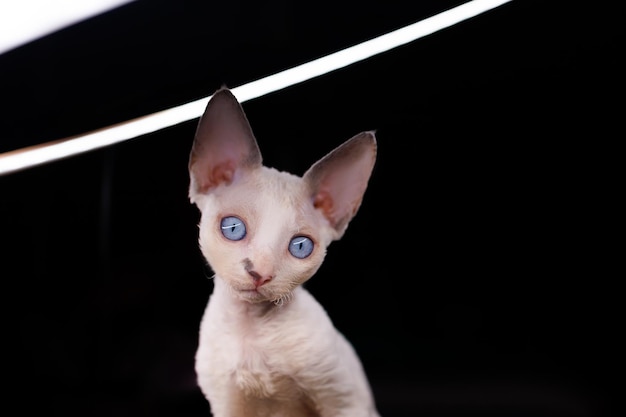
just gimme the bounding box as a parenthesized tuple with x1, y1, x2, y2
(188, 87, 379, 417)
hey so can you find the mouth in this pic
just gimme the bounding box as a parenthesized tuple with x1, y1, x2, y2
(234, 285, 293, 306)
(237, 287, 266, 301)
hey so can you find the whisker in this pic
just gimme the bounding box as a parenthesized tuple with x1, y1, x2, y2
(272, 290, 294, 307)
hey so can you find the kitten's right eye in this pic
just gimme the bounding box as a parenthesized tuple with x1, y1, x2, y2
(220, 216, 246, 241)
(289, 236, 314, 259)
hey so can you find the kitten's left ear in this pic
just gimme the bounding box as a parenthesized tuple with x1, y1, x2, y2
(303, 131, 377, 239)
(188, 87, 262, 203)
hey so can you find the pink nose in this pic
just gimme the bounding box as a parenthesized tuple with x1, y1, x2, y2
(248, 270, 272, 287)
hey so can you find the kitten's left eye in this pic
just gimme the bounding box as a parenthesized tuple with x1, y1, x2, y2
(289, 236, 314, 259)
(220, 216, 246, 241)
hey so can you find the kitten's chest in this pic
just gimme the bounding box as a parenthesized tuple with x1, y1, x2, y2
(198, 297, 306, 397)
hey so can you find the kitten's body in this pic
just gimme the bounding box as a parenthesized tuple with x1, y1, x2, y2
(189, 88, 380, 417)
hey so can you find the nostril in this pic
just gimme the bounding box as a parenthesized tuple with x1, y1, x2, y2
(248, 270, 272, 287)
(248, 269, 261, 281)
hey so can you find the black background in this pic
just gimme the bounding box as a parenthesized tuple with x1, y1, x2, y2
(0, 1, 623, 416)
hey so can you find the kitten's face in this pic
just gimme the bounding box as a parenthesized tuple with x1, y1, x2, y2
(189, 88, 376, 304)
(195, 167, 336, 304)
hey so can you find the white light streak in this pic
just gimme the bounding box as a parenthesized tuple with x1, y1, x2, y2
(0, 0, 513, 176)
(0, 0, 136, 55)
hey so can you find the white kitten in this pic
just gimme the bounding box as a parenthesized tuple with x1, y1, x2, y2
(189, 87, 380, 417)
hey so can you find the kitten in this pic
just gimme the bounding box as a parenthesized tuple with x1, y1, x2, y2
(188, 87, 380, 417)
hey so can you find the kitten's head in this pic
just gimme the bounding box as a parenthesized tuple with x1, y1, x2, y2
(188, 87, 376, 304)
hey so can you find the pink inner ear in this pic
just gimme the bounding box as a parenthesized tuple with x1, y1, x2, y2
(313, 189, 335, 223)
(313, 179, 361, 231)
(195, 160, 236, 193)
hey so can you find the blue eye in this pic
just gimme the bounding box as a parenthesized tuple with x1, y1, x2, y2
(289, 236, 314, 259)
(220, 216, 246, 241)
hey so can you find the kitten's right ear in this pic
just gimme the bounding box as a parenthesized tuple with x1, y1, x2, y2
(189, 87, 262, 202)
